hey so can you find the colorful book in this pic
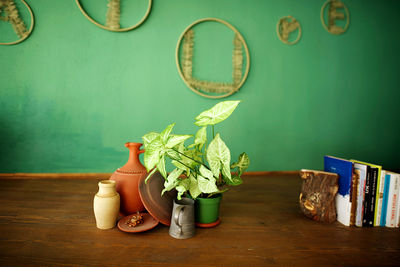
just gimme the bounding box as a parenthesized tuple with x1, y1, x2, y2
(324, 156, 353, 226)
(386, 172, 400, 228)
(353, 163, 367, 227)
(369, 167, 378, 227)
(375, 170, 386, 226)
(351, 160, 382, 226)
(380, 173, 391, 226)
(362, 165, 372, 226)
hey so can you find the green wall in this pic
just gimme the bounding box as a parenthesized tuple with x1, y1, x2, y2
(1, 0, 399, 173)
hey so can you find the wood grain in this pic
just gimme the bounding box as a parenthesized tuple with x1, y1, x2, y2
(0, 175, 399, 266)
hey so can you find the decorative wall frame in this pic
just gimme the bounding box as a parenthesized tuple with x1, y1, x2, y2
(276, 16, 301, 45)
(75, 0, 152, 32)
(0, 0, 34, 45)
(321, 0, 349, 35)
(175, 18, 250, 99)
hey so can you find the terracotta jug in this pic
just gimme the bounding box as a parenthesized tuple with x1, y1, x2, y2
(110, 142, 147, 215)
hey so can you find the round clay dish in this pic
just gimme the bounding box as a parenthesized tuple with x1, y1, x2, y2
(138, 171, 177, 226)
(117, 213, 158, 233)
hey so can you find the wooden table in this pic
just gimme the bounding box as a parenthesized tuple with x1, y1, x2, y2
(0, 175, 399, 266)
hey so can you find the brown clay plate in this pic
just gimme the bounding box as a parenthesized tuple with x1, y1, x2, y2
(138, 171, 177, 226)
(117, 213, 158, 233)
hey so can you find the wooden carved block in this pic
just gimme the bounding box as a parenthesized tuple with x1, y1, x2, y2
(299, 169, 339, 223)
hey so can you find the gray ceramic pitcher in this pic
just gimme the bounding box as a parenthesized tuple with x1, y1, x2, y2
(169, 197, 195, 239)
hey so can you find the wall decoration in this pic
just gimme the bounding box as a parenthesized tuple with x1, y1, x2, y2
(321, 0, 349, 35)
(175, 18, 250, 99)
(276, 16, 301, 45)
(0, 0, 34, 45)
(75, 0, 152, 32)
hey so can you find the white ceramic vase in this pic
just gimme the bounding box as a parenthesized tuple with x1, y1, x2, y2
(93, 180, 120, 229)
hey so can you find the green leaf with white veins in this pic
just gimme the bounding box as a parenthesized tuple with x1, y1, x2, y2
(195, 101, 240, 126)
(231, 152, 250, 176)
(206, 134, 232, 181)
(176, 178, 190, 200)
(142, 132, 159, 147)
(198, 175, 218, 193)
(166, 134, 192, 148)
(162, 168, 183, 195)
(143, 139, 161, 171)
(160, 123, 175, 143)
(193, 126, 207, 149)
(199, 165, 213, 179)
(189, 174, 201, 199)
(157, 155, 167, 178)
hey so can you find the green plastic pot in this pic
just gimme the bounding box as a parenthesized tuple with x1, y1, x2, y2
(195, 194, 222, 224)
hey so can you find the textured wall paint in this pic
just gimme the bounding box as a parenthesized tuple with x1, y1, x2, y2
(0, 0, 399, 173)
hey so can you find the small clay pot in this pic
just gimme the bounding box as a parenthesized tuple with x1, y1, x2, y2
(93, 180, 120, 229)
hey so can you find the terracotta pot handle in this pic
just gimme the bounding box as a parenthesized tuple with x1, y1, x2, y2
(138, 149, 145, 154)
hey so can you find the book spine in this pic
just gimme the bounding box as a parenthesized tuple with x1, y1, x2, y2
(355, 168, 366, 227)
(349, 169, 358, 226)
(369, 168, 378, 227)
(375, 170, 386, 226)
(395, 174, 400, 228)
(380, 174, 391, 226)
(362, 166, 371, 227)
(386, 174, 399, 228)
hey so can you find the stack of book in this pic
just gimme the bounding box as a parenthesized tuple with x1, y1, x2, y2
(324, 155, 400, 227)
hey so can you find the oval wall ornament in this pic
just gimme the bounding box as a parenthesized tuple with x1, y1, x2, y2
(0, 0, 34, 45)
(75, 0, 152, 32)
(320, 0, 350, 35)
(175, 18, 250, 99)
(276, 15, 301, 45)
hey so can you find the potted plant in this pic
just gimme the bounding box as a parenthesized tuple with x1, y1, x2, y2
(141, 100, 249, 225)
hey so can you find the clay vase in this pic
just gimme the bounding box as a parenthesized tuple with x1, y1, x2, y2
(93, 180, 120, 229)
(110, 142, 146, 215)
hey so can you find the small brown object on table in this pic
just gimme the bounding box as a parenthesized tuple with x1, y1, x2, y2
(299, 169, 339, 223)
(0, 173, 399, 266)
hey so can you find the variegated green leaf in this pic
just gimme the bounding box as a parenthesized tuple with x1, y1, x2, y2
(199, 165, 213, 179)
(231, 152, 250, 176)
(142, 132, 159, 147)
(172, 160, 190, 176)
(161, 168, 183, 195)
(144, 168, 157, 184)
(157, 155, 167, 178)
(166, 134, 192, 148)
(206, 134, 232, 181)
(197, 175, 218, 193)
(195, 101, 240, 126)
(189, 174, 201, 199)
(160, 123, 175, 143)
(143, 142, 161, 171)
(176, 178, 190, 200)
(194, 126, 207, 149)
(166, 149, 180, 160)
(225, 175, 243, 186)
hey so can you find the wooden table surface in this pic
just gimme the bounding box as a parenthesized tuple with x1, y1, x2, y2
(0, 175, 399, 266)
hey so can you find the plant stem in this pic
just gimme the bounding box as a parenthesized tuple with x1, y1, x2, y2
(170, 148, 220, 181)
(212, 125, 215, 139)
(172, 148, 205, 167)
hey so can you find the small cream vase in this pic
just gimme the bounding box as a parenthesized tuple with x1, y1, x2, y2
(93, 180, 120, 229)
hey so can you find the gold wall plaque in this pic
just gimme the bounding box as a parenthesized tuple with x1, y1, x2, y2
(321, 0, 350, 35)
(175, 18, 250, 99)
(276, 16, 301, 45)
(75, 0, 152, 32)
(0, 0, 34, 45)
